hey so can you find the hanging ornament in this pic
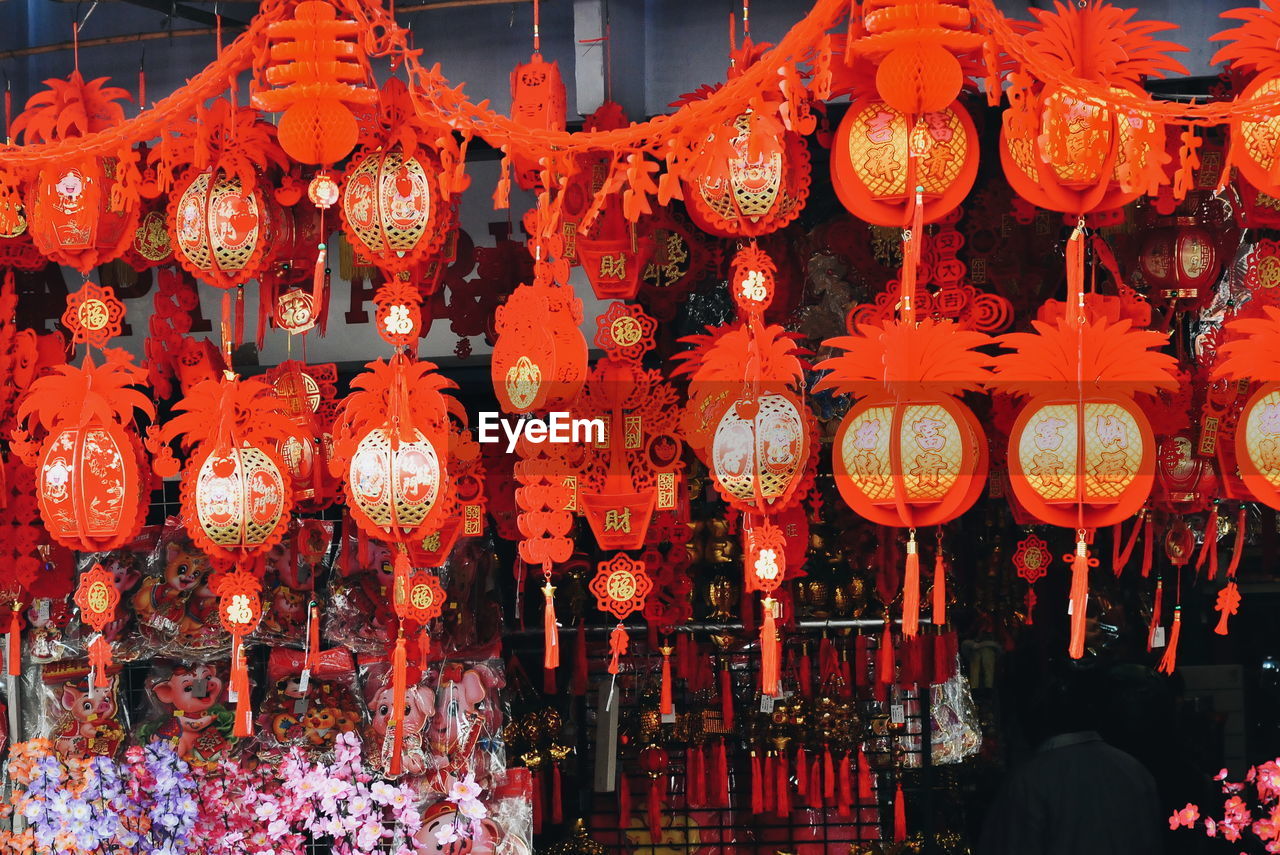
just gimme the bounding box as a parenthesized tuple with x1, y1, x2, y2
(13, 281, 152, 553)
(11, 72, 141, 273)
(1013, 534, 1052, 623)
(1210, 306, 1280, 509)
(213, 569, 263, 737)
(250, 0, 376, 166)
(1212, 5, 1280, 197)
(590, 553, 653, 675)
(744, 517, 786, 696)
(72, 562, 120, 686)
(265, 361, 338, 511)
(148, 374, 303, 563)
(998, 2, 1187, 216)
(490, 281, 588, 414)
(1136, 218, 1223, 313)
(509, 0, 566, 192)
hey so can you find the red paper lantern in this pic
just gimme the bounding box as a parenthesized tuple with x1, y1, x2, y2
(831, 98, 979, 227)
(1154, 433, 1218, 513)
(1136, 218, 1222, 311)
(509, 54, 566, 191)
(170, 169, 282, 290)
(490, 281, 587, 414)
(340, 148, 448, 278)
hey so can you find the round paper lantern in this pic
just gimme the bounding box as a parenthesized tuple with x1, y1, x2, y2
(832, 395, 987, 527)
(1232, 383, 1280, 509)
(708, 392, 808, 514)
(490, 281, 587, 414)
(339, 148, 447, 277)
(27, 156, 139, 274)
(831, 98, 978, 227)
(682, 111, 811, 238)
(1007, 395, 1155, 528)
(347, 428, 444, 535)
(1137, 218, 1222, 310)
(169, 169, 280, 289)
(1224, 77, 1280, 197)
(190, 445, 289, 551)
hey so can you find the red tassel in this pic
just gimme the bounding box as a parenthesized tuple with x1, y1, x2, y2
(660, 644, 674, 716)
(894, 782, 907, 842)
(933, 633, 952, 683)
(823, 748, 835, 800)
(858, 747, 875, 800)
(1147, 578, 1164, 652)
(837, 753, 852, 817)
(676, 632, 691, 681)
(572, 619, 588, 697)
(137, 64, 146, 110)
(607, 626, 628, 675)
(618, 772, 631, 830)
(799, 642, 812, 699)
(1158, 607, 1183, 675)
(312, 242, 328, 305)
(795, 747, 808, 797)
(7, 606, 20, 677)
(551, 762, 564, 824)
(809, 759, 823, 808)
(877, 624, 895, 685)
(763, 753, 776, 813)
(751, 752, 764, 814)
(719, 661, 734, 731)
(932, 546, 947, 626)
(1068, 538, 1090, 660)
(232, 635, 252, 738)
(687, 747, 704, 807)
(417, 630, 431, 672)
(760, 597, 780, 697)
(306, 602, 321, 671)
(1197, 505, 1220, 577)
(543, 580, 559, 686)
(714, 740, 730, 808)
(1141, 513, 1154, 577)
(775, 751, 790, 818)
(532, 768, 543, 835)
(89, 636, 111, 688)
(841, 643, 854, 696)
(389, 632, 407, 776)
(902, 532, 920, 637)
(648, 775, 663, 844)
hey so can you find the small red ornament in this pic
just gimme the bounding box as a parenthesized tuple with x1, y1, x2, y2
(73, 562, 120, 686)
(373, 281, 423, 348)
(1013, 533, 1052, 624)
(394, 568, 445, 625)
(590, 553, 652, 676)
(61, 281, 125, 350)
(213, 569, 262, 738)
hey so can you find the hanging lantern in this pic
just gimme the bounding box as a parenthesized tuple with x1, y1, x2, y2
(265, 360, 338, 510)
(12, 284, 152, 553)
(817, 318, 992, 527)
(1137, 218, 1222, 311)
(122, 200, 174, 272)
(11, 72, 140, 273)
(998, 2, 1187, 216)
(330, 354, 457, 543)
(340, 149, 447, 278)
(1212, 6, 1280, 197)
(509, 53, 567, 191)
(830, 98, 979, 227)
(149, 375, 303, 562)
(490, 280, 588, 414)
(1210, 306, 1280, 509)
(213, 568, 262, 737)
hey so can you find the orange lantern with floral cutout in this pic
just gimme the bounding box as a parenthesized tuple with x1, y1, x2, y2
(12, 72, 140, 273)
(1211, 306, 1280, 509)
(490, 280, 588, 414)
(999, 1, 1187, 216)
(1212, 4, 1280, 197)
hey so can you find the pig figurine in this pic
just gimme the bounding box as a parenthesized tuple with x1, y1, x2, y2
(49, 672, 125, 758)
(427, 663, 505, 788)
(413, 800, 506, 855)
(365, 671, 434, 778)
(147, 662, 236, 768)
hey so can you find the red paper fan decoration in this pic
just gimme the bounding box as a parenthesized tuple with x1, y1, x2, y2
(73, 562, 120, 685)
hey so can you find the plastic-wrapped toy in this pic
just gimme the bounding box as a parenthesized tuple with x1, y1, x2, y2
(361, 656, 432, 779)
(140, 660, 240, 768)
(27, 595, 75, 663)
(133, 521, 216, 655)
(41, 661, 126, 758)
(256, 647, 362, 761)
(256, 519, 334, 643)
(930, 657, 982, 765)
(425, 660, 506, 794)
(413, 770, 532, 855)
(326, 533, 396, 654)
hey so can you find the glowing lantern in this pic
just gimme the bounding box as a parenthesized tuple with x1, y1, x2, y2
(12, 285, 152, 553)
(831, 98, 979, 227)
(12, 72, 140, 273)
(998, 1, 1186, 215)
(1211, 306, 1280, 509)
(1137, 219, 1222, 311)
(149, 375, 303, 562)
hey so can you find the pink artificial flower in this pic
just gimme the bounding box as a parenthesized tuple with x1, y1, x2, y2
(1171, 804, 1200, 830)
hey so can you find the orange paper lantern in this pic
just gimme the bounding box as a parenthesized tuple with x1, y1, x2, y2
(490, 281, 587, 414)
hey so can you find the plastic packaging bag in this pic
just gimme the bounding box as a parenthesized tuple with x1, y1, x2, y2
(930, 656, 982, 765)
(326, 532, 397, 655)
(132, 519, 224, 658)
(255, 519, 335, 644)
(138, 659, 241, 768)
(39, 661, 127, 759)
(255, 646, 362, 762)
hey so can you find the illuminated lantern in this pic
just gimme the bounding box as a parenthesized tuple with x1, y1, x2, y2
(1212, 5, 1280, 197)
(1210, 306, 1280, 509)
(490, 281, 588, 414)
(330, 354, 457, 543)
(12, 72, 140, 273)
(816, 318, 992, 528)
(150, 374, 303, 562)
(1137, 219, 1222, 311)
(250, 0, 376, 166)
(999, 2, 1187, 215)
(831, 98, 979, 227)
(12, 285, 152, 553)
(674, 245, 811, 514)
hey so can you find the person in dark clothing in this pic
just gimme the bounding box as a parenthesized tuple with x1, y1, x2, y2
(978, 661, 1164, 855)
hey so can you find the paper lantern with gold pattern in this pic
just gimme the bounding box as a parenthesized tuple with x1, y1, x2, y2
(170, 169, 282, 290)
(817, 318, 992, 526)
(340, 148, 447, 278)
(831, 98, 978, 227)
(490, 281, 587, 414)
(998, 2, 1187, 215)
(1210, 306, 1280, 509)
(1212, 5, 1280, 197)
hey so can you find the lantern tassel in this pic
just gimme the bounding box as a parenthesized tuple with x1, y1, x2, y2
(231, 635, 252, 738)
(894, 782, 907, 842)
(660, 644, 674, 716)
(837, 752, 852, 818)
(760, 597, 780, 697)
(714, 739, 730, 808)
(751, 752, 764, 814)
(932, 545, 947, 626)
(795, 746, 807, 798)
(823, 748, 835, 800)
(763, 753, 775, 813)
(607, 625, 628, 675)
(877, 623, 895, 686)
(1147, 578, 1164, 652)
(902, 531, 920, 638)
(551, 761, 563, 824)
(7, 605, 20, 677)
(389, 631, 407, 776)
(542, 579, 559, 683)
(858, 746, 874, 800)
(809, 759, 823, 808)
(720, 661, 734, 731)
(89, 635, 111, 688)
(306, 602, 320, 671)
(1068, 537, 1090, 660)
(775, 750, 790, 818)
(1157, 607, 1183, 675)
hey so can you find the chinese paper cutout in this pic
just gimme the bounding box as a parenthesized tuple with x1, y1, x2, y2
(590, 553, 652, 675)
(150, 375, 303, 563)
(61, 281, 125, 350)
(998, 1, 1187, 216)
(73, 562, 121, 686)
(509, 47, 566, 192)
(250, 0, 376, 166)
(490, 280, 588, 414)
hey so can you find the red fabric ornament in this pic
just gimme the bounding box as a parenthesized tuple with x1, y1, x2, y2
(73, 562, 120, 686)
(61, 281, 124, 349)
(213, 569, 263, 738)
(1013, 533, 1052, 624)
(590, 553, 652, 675)
(490, 281, 587, 414)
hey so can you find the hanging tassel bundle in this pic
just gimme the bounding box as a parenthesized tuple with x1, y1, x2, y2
(823, 748, 836, 800)
(893, 781, 907, 842)
(8, 603, 20, 677)
(305, 602, 321, 671)
(902, 531, 920, 637)
(551, 760, 564, 824)
(617, 772, 632, 831)
(1147, 578, 1164, 652)
(231, 634, 252, 738)
(543, 577, 559, 692)
(808, 758, 823, 808)
(388, 631, 407, 776)
(1157, 606, 1183, 675)
(836, 752, 853, 818)
(1111, 510, 1146, 577)
(763, 753, 776, 813)
(760, 596, 780, 697)
(1068, 536, 1090, 660)
(858, 746, 875, 800)
(795, 746, 808, 798)
(932, 544, 947, 626)
(660, 643, 674, 716)
(1215, 508, 1247, 636)
(775, 749, 790, 817)
(876, 622, 896, 686)
(714, 739, 730, 808)
(607, 625, 628, 675)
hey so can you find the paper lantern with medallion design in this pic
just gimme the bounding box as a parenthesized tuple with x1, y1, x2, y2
(1211, 306, 1280, 509)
